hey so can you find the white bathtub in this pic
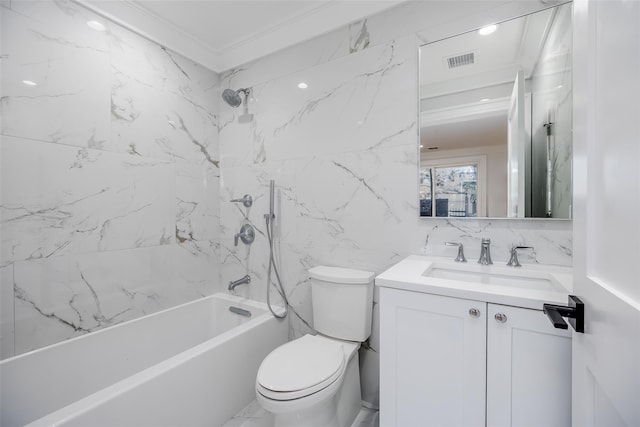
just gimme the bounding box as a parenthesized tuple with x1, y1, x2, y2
(1, 293, 288, 427)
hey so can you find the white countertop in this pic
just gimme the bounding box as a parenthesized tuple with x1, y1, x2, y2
(375, 255, 572, 310)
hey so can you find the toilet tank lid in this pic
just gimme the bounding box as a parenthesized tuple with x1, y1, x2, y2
(309, 266, 375, 284)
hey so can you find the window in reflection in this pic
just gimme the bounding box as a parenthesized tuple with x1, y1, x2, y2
(420, 162, 481, 218)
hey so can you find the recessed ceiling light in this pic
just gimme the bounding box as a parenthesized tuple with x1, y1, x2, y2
(22, 80, 37, 86)
(87, 20, 106, 32)
(556, 85, 564, 89)
(480, 98, 490, 102)
(297, 82, 308, 89)
(478, 24, 497, 36)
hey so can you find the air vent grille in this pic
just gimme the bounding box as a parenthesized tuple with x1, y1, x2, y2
(447, 52, 475, 69)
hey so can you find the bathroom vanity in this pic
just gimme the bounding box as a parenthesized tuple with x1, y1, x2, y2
(376, 255, 572, 427)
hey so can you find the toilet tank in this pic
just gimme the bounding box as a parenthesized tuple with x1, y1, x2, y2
(308, 266, 375, 342)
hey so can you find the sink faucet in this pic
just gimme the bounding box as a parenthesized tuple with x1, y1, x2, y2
(507, 246, 534, 267)
(229, 274, 251, 290)
(445, 242, 467, 262)
(477, 238, 493, 265)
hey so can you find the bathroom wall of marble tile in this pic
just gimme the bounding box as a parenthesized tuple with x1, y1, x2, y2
(0, 0, 221, 358)
(219, 0, 573, 407)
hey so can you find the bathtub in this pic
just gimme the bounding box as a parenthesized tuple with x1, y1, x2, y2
(1, 293, 288, 427)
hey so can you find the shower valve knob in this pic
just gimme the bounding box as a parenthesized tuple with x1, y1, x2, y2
(234, 224, 255, 246)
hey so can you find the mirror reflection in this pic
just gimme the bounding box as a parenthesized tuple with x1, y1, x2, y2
(419, 3, 572, 219)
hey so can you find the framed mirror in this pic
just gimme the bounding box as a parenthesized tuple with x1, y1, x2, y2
(419, 3, 572, 219)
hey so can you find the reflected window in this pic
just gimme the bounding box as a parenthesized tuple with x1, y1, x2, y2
(420, 163, 479, 217)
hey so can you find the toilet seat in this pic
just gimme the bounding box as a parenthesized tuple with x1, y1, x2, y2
(256, 335, 346, 401)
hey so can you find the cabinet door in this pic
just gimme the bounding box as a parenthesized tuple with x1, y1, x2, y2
(379, 288, 486, 427)
(487, 304, 572, 427)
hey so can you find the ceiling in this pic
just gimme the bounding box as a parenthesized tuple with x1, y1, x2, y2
(80, 0, 407, 72)
(419, 6, 558, 153)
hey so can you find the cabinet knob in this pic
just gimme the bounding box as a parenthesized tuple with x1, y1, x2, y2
(494, 313, 508, 323)
(469, 308, 481, 318)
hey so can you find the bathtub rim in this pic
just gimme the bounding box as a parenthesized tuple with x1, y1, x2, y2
(22, 292, 285, 426)
(1, 292, 278, 364)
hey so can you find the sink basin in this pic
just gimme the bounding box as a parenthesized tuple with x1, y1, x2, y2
(375, 255, 571, 309)
(422, 263, 566, 292)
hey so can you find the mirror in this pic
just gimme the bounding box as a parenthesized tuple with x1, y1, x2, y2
(419, 3, 572, 219)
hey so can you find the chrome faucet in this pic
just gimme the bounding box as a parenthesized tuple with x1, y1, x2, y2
(229, 274, 251, 290)
(477, 238, 493, 265)
(507, 246, 534, 267)
(445, 242, 467, 262)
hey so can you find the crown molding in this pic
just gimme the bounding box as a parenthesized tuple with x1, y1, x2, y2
(215, 1, 407, 72)
(78, 0, 223, 71)
(77, 0, 407, 73)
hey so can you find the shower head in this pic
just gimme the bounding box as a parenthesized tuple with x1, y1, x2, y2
(222, 88, 251, 108)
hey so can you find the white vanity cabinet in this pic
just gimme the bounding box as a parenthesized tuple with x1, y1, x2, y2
(379, 287, 572, 427)
(379, 288, 487, 427)
(486, 303, 571, 427)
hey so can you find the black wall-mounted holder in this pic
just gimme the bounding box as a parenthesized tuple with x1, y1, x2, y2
(543, 295, 585, 333)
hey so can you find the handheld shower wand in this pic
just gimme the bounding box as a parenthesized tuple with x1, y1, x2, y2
(264, 179, 287, 318)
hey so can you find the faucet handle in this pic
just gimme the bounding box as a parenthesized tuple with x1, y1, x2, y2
(445, 242, 467, 262)
(234, 224, 255, 246)
(230, 194, 253, 208)
(507, 246, 534, 267)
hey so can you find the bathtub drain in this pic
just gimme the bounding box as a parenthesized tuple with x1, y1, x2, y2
(229, 306, 252, 317)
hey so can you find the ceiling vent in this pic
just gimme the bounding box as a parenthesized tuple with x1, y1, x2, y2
(447, 52, 475, 69)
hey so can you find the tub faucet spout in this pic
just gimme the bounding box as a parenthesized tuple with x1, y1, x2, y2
(229, 274, 251, 290)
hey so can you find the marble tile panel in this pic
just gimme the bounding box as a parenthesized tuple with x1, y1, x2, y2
(221, 400, 379, 427)
(221, 399, 273, 427)
(1, 263, 14, 359)
(1, 5, 111, 147)
(413, 217, 573, 267)
(220, 37, 417, 167)
(176, 159, 220, 244)
(109, 70, 216, 161)
(12, 242, 221, 355)
(220, 143, 418, 343)
(0, 136, 175, 264)
(108, 24, 219, 161)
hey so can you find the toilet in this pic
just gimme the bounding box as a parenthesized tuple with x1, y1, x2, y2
(255, 266, 375, 427)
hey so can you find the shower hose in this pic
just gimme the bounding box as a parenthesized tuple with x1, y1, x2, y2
(265, 214, 288, 319)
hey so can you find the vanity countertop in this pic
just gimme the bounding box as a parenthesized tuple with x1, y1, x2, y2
(375, 255, 572, 310)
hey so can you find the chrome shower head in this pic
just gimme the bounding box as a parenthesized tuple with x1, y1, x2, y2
(222, 88, 251, 108)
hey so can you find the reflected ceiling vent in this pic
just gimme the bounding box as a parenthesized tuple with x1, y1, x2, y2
(447, 52, 475, 69)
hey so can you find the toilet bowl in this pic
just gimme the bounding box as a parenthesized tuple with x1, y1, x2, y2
(256, 334, 361, 427)
(255, 266, 375, 427)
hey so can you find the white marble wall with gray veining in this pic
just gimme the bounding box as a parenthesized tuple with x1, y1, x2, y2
(219, 1, 573, 408)
(0, 0, 220, 358)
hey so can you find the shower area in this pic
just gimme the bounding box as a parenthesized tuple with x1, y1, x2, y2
(0, 1, 223, 359)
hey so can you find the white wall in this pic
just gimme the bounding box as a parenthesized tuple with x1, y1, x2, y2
(219, 0, 573, 407)
(0, 0, 221, 358)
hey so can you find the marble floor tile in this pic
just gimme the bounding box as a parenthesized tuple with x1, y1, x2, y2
(221, 399, 379, 427)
